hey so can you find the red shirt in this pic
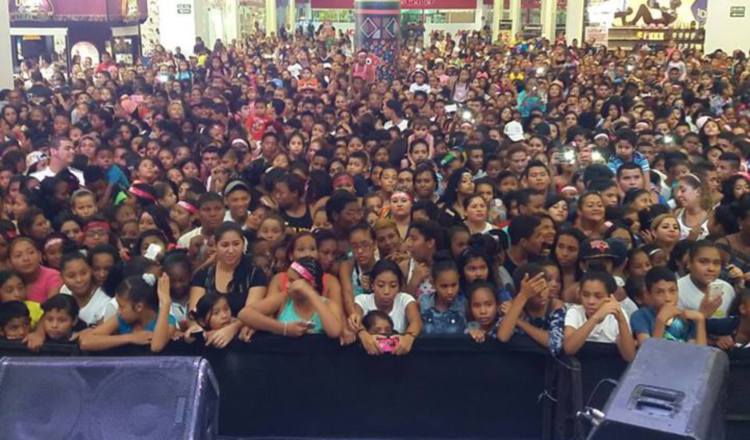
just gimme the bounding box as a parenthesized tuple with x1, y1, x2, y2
(245, 114, 272, 141)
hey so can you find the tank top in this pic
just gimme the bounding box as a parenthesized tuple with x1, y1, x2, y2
(277, 298, 324, 334)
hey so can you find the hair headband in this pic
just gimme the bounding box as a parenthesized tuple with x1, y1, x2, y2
(333, 175, 354, 187)
(129, 186, 156, 201)
(177, 201, 199, 215)
(290, 261, 315, 285)
(84, 221, 111, 232)
(683, 173, 702, 184)
(647, 247, 664, 257)
(43, 238, 63, 251)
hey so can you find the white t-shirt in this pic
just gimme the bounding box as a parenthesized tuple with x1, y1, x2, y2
(31, 166, 85, 185)
(383, 119, 409, 132)
(355, 292, 415, 333)
(287, 63, 303, 79)
(677, 275, 735, 318)
(60, 286, 116, 326)
(564, 304, 629, 343)
(409, 83, 431, 94)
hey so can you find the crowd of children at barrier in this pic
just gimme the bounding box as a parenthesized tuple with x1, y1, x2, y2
(3, 27, 750, 361)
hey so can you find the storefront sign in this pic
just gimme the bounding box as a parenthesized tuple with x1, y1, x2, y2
(311, 0, 473, 8)
(584, 25, 608, 47)
(9, 0, 148, 23)
(730, 6, 746, 18)
(177, 3, 192, 14)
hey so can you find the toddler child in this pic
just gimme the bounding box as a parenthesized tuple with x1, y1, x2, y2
(0, 301, 30, 340)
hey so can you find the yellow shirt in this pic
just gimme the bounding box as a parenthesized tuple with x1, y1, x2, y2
(25, 300, 43, 329)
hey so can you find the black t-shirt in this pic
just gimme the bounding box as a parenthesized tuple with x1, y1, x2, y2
(281, 208, 313, 231)
(190, 256, 268, 315)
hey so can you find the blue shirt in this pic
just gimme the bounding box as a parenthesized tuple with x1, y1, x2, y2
(630, 306, 695, 342)
(419, 293, 467, 335)
(106, 164, 130, 190)
(117, 312, 177, 335)
(607, 151, 650, 176)
(516, 90, 546, 118)
(499, 306, 566, 355)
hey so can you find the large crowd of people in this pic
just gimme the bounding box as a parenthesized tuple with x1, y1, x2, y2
(1, 25, 750, 360)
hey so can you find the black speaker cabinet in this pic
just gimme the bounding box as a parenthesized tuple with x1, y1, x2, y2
(588, 338, 728, 440)
(0, 356, 219, 440)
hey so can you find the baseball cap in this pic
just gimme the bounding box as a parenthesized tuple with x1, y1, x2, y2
(504, 121, 524, 142)
(580, 239, 618, 261)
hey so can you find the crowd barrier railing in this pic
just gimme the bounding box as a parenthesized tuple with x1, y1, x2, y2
(1, 335, 749, 439)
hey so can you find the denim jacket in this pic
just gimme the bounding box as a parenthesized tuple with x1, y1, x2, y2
(419, 293, 467, 336)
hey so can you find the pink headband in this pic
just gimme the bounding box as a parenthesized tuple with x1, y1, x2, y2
(129, 186, 156, 201)
(290, 261, 315, 285)
(177, 201, 199, 215)
(44, 238, 63, 251)
(84, 221, 111, 232)
(333, 175, 354, 187)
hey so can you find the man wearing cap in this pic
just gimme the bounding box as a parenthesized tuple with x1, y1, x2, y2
(578, 238, 637, 316)
(31, 136, 84, 185)
(504, 121, 525, 143)
(224, 180, 253, 227)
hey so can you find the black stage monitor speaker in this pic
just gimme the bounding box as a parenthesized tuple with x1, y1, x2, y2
(0, 356, 219, 440)
(587, 339, 728, 440)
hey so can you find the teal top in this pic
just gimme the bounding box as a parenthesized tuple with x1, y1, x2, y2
(278, 298, 324, 334)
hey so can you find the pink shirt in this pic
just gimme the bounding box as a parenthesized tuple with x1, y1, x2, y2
(26, 266, 63, 303)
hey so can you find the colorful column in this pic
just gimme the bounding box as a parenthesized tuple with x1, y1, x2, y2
(355, 0, 400, 81)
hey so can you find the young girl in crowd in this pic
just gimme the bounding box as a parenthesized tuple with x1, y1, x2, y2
(0, 270, 42, 328)
(186, 293, 242, 343)
(466, 281, 500, 343)
(239, 256, 342, 339)
(79, 274, 175, 352)
(677, 241, 736, 319)
(349, 259, 422, 355)
(563, 271, 636, 361)
(59, 252, 116, 327)
(363, 310, 395, 337)
(419, 252, 467, 335)
(9, 237, 62, 303)
(340, 223, 377, 316)
(89, 244, 118, 288)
